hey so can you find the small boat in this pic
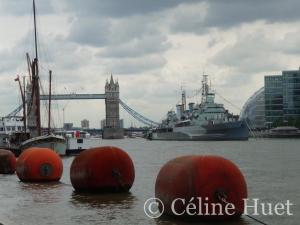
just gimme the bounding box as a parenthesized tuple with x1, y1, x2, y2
(54, 130, 101, 155)
(20, 134, 66, 155)
(0, 116, 29, 151)
(127, 131, 144, 138)
(262, 126, 300, 138)
(127, 132, 137, 138)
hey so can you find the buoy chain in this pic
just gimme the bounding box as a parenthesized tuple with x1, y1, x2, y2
(215, 189, 228, 204)
(215, 191, 269, 225)
(245, 214, 269, 225)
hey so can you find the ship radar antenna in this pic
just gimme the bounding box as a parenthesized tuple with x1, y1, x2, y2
(180, 84, 186, 111)
(201, 74, 209, 103)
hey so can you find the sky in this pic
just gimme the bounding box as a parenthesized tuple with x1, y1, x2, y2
(1, 0, 300, 128)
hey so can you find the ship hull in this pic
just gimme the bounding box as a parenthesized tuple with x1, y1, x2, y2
(148, 121, 249, 141)
(20, 134, 67, 156)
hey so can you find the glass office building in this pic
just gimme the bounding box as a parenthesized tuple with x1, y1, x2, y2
(264, 68, 300, 127)
(264, 75, 283, 126)
(241, 68, 300, 128)
(282, 70, 300, 121)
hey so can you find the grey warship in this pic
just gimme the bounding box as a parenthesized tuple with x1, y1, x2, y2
(147, 75, 249, 141)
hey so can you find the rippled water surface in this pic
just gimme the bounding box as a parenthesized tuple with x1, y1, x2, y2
(0, 138, 299, 225)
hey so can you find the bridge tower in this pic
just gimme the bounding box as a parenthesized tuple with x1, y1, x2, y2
(103, 75, 124, 139)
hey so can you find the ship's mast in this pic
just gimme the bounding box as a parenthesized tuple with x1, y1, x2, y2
(23, 76, 26, 132)
(181, 86, 186, 111)
(33, 0, 38, 60)
(32, 0, 41, 136)
(201, 75, 209, 103)
(48, 70, 52, 134)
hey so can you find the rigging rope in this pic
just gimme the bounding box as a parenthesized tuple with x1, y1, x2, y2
(215, 91, 257, 138)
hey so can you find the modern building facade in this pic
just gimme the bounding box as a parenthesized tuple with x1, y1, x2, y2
(282, 70, 300, 121)
(241, 68, 300, 129)
(240, 87, 265, 129)
(265, 69, 300, 127)
(264, 75, 283, 126)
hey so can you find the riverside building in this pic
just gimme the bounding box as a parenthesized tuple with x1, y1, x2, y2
(241, 68, 300, 128)
(265, 68, 300, 127)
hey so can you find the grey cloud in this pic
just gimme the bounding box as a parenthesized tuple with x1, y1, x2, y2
(65, 0, 199, 18)
(210, 31, 297, 86)
(14, 28, 89, 71)
(276, 31, 300, 55)
(212, 32, 282, 73)
(212, 30, 300, 74)
(50, 36, 92, 68)
(99, 34, 171, 58)
(68, 14, 166, 47)
(68, 18, 111, 47)
(0, 41, 29, 75)
(0, 65, 26, 115)
(0, 50, 20, 74)
(205, 0, 300, 28)
(104, 55, 167, 74)
(105, 16, 163, 46)
(67, 13, 171, 74)
(170, 0, 300, 33)
(0, 30, 94, 87)
(169, 2, 208, 34)
(0, 0, 54, 15)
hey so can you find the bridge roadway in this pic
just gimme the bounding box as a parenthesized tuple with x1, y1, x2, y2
(40, 94, 106, 100)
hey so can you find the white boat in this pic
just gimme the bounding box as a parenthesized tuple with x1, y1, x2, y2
(55, 130, 101, 155)
(0, 116, 29, 151)
(127, 131, 144, 138)
(261, 126, 300, 138)
(20, 134, 66, 155)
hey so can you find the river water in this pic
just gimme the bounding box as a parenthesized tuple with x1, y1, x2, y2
(0, 138, 299, 225)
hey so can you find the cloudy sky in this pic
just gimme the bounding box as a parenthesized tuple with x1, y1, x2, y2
(1, 0, 300, 128)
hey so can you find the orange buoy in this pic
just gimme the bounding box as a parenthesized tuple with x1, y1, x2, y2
(155, 155, 247, 220)
(70, 146, 135, 193)
(0, 149, 16, 174)
(16, 147, 63, 182)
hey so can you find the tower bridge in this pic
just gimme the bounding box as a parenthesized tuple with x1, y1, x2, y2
(7, 75, 159, 138)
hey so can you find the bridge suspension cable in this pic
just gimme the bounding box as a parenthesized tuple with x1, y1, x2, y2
(6, 97, 160, 127)
(119, 99, 159, 127)
(6, 104, 23, 117)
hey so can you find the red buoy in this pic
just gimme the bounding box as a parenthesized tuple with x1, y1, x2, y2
(0, 149, 16, 174)
(16, 147, 63, 182)
(70, 146, 135, 193)
(155, 155, 247, 220)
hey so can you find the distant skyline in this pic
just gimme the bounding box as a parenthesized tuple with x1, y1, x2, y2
(1, 0, 300, 128)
